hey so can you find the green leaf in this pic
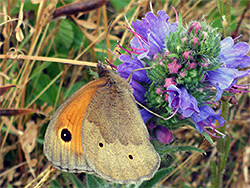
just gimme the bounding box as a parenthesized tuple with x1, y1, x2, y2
(156, 145, 178, 154)
(6, 184, 13, 188)
(110, 0, 131, 11)
(49, 179, 63, 188)
(167, 53, 180, 59)
(28, 73, 58, 106)
(138, 167, 174, 188)
(175, 146, 205, 153)
(177, 12, 183, 32)
(156, 145, 204, 154)
(202, 131, 214, 144)
(66, 173, 85, 188)
(125, 184, 136, 188)
(30, 62, 52, 80)
(86, 174, 108, 188)
(71, 21, 84, 52)
(55, 19, 74, 49)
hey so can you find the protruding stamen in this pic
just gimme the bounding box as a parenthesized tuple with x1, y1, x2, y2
(233, 35, 242, 42)
(105, 58, 117, 69)
(171, 6, 178, 23)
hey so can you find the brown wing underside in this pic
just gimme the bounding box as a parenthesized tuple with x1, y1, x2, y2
(81, 84, 160, 184)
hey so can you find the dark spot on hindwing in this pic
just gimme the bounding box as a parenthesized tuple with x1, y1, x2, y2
(99, 142, 104, 148)
(128, 154, 133, 160)
(61, 129, 72, 142)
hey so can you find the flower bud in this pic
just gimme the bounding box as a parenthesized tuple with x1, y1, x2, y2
(156, 87, 162, 95)
(200, 31, 208, 40)
(180, 70, 186, 78)
(147, 122, 157, 130)
(165, 94, 169, 101)
(189, 69, 198, 78)
(165, 51, 171, 56)
(155, 126, 174, 144)
(182, 37, 188, 45)
(187, 62, 196, 70)
(167, 59, 182, 74)
(164, 77, 176, 88)
(159, 61, 165, 66)
(183, 50, 192, 60)
(199, 58, 209, 68)
(192, 37, 199, 48)
(188, 22, 201, 35)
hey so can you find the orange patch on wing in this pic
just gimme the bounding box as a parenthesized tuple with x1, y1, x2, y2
(53, 77, 108, 155)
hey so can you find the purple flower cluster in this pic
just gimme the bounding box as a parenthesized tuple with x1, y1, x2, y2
(116, 10, 250, 143)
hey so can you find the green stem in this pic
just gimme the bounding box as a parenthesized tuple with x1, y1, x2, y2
(213, 100, 229, 188)
(223, 0, 231, 37)
(212, 1, 231, 187)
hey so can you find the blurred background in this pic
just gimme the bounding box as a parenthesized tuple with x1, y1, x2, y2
(0, 0, 249, 187)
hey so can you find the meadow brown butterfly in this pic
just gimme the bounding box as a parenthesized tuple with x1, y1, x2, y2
(43, 61, 160, 184)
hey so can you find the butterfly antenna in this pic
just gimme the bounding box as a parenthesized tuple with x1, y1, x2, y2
(98, 21, 114, 76)
(100, 20, 113, 63)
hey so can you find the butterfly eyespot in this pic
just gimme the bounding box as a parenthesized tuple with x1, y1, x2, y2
(98, 142, 104, 148)
(128, 154, 133, 160)
(61, 129, 71, 142)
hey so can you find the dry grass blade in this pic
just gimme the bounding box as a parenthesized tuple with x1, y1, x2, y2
(52, 0, 109, 19)
(0, 54, 97, 67)
(24, 165, 57, 188)
(0, 84, 17, 96)
(0, 108, 36, 116)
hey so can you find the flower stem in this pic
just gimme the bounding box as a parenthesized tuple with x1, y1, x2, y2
(212, 1, 231, 187)
(212, 100, 230, 188)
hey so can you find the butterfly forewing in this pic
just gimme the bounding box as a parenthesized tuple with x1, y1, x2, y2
(44, 78, 108, 173)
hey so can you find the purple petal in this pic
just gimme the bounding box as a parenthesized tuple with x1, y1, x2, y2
(117, 54, 149, 83)
(130, 10, 178, 59)
(167, 85, 199, 117)
(232, 55, 250, 68)
(167, 84, 181, 108)
(219, 37, 250, 68)
(130, 80, 146, 104)
(179, 87, 199, 117)
(220, 42, 250, 59)
(206, 67, 250, 101)
(190, 105, 225, 133)
(130, 19, 150, 53)
(140, 109, 153, 124)
(131, 18, 150, 39)
(220, 37, 234, 51)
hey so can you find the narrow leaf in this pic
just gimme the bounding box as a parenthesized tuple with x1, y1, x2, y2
(175, 146, 205, 153)
(66, 173, 85, 188)
(49, 179, 63, 188)
(202, 131, 214, 144)
(138, 167, 174, 188)
(86, 174, 107, 188)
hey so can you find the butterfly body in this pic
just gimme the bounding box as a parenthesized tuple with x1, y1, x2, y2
(44, 62, 160, 184)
